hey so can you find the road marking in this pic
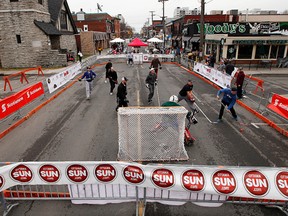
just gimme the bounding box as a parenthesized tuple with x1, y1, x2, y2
(194, 102, 213, 123)
(251, 123, 260, 128)
(251, 122, 288, 126)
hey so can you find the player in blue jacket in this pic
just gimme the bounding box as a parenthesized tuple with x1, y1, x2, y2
(79, 66, 97, 100)
(216, 87, 238, 122)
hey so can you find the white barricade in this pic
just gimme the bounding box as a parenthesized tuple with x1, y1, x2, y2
(46, 62, 82, 94)
(193, 63, 237, 88)
(1, 162, 288, 202)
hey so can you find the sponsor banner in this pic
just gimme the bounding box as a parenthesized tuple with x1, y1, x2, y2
(267, 94, 288, 120)
(143, 54, 149, 62)
(46, 62, 82, 94)
(193, 63, 235, 88)
(0, 162, 288, 201)
(0, 82, 44, 120)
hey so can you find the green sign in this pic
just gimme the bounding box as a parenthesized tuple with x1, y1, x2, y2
(196, 23, 248, 34)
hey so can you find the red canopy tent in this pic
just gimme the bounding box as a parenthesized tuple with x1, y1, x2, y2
(128, 38, 148, 47)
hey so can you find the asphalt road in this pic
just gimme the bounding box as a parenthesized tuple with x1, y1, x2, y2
(0, 60, 287, 215)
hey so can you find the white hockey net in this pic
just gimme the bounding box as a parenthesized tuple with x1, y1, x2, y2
(117, 107, 189, 162)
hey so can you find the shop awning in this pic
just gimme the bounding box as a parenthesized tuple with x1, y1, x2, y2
(190, 37, 200, 42)
(182, 36, 191, 41)
(232, 40, 288, 45)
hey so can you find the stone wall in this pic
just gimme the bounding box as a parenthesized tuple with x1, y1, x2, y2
(0, 0, 76, 68)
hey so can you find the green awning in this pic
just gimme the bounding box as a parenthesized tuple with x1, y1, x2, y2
(233, 40, 288, 45)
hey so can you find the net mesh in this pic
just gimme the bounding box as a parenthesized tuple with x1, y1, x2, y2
(117, 107, 189, 162)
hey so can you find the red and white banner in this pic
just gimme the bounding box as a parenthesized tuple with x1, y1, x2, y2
(46, 63, 82, 94)
(1, 161, 288, 201)
(0, 82, 44, 120)
(193, 63, 237, 88)
(267, 94, 288, 120)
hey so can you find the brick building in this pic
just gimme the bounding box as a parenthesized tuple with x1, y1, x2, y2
(0, 0, 78, 68)
(72, 10, 121, 55)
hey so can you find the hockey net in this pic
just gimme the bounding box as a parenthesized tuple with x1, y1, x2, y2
(117, 107, 189, 161)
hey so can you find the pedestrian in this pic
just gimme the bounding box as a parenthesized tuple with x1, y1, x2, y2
(177, 80, 195, 111)
(217, 60, 226, 72)
(150, 55, 162, 80)
(208, 53, 216, 68)
(145, 68, 157, 103)
(105, 60, 112, 83)
(116, 77, 129, 111)
(216, 87, 238, 122)
(235, 67, 245, 99)
(79, 66, 97, 100)
(225, 61, 235, 76)
(77, 51, 83, 63)
(98, 46, 102, 55)
(107, 67, 118, 95)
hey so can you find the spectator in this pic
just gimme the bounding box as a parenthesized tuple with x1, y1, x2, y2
(235, 67, 245, 99)
(225, 61, 235, 76)
(77, 51, 83, 63)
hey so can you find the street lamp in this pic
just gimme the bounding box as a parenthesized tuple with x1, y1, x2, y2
(158, 0, 168, 48)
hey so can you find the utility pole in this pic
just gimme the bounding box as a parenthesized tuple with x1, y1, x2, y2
(147, 18, 150, 38)
(158, 0, 168, 48)
(200, 0, 205, 54)
(149, 11, 155, 29)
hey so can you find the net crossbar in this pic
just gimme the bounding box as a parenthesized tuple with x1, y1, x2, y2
(117, 107, 189, 161)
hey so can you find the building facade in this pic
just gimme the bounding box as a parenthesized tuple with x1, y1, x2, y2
(72, 10, 121, 54)
(0, 0, 77, 68)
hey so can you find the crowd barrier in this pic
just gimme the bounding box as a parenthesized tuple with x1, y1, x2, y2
(1, 161, 288, 215)
(3, 66, 44, 91)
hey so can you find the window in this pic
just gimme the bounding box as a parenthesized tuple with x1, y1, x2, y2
(60, 10, 67, 30)
(38, 0, 43, 4)
(16, 35, 21, 44)
(10, 0, 19, 2)
(238, 45, 253, 59)
(227, 45, 236, 59)
(255, 45, 270, 59)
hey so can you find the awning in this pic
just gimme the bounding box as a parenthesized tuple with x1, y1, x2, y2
(232, 40, 288, 45)
(182, 36, 191, 41)
(190, 37, 200, 42)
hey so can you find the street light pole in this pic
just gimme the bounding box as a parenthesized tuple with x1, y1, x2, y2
(158, 0, 168, 48)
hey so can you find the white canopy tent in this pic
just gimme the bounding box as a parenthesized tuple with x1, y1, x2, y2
(147, 37, 163, 43)
(110, 38, 125, 43)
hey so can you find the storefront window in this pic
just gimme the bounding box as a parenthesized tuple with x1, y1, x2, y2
(278, 45, 285, 58)
(227, 45, 236, 59)
(255, 45, 270, 59)
(238, 45, 253, 59)
(270, 45, 286, 59)
(206, 44, 212, 55)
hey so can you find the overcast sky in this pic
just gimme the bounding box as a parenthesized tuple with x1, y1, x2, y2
(66, 0, 286, 32)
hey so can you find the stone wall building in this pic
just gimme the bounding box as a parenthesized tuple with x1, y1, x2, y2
(0, 0, 78, 68)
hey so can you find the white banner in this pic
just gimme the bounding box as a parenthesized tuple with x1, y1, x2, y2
(46, 63, 82, 94)
(1, 162, 288, 201)
(193, 63, 237, 88)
